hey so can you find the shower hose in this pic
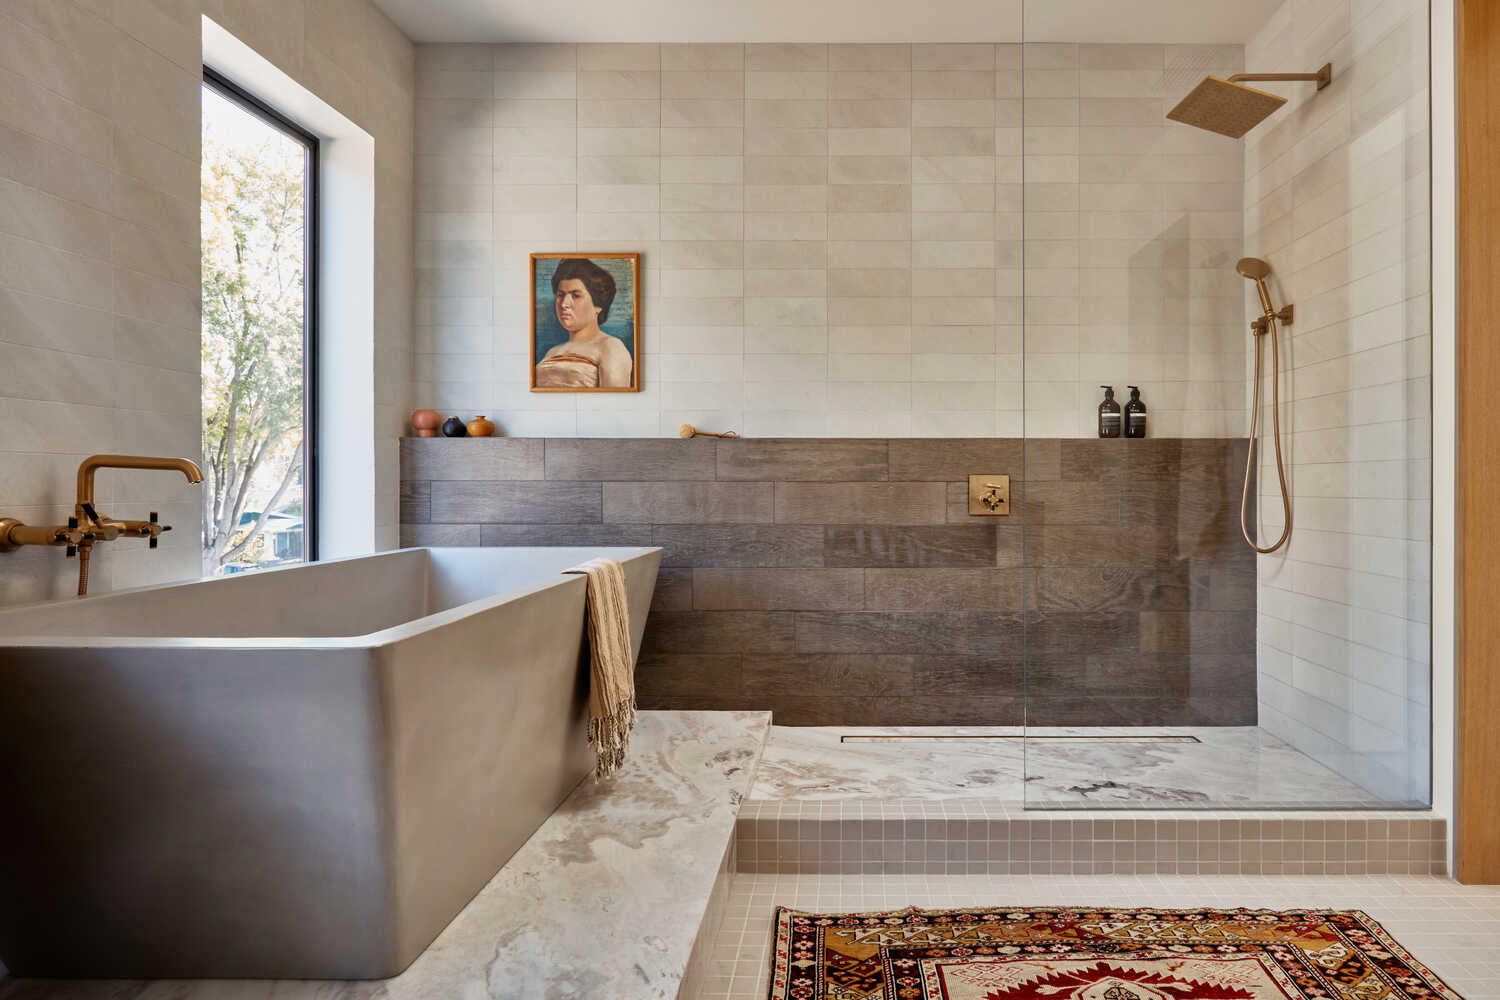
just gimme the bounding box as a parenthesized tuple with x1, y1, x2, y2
(1240, 313, 1293, 554)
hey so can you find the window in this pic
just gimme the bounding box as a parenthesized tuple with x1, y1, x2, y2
(200, 67, 318, 575)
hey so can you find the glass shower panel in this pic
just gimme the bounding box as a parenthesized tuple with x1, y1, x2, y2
(1019, 0, 1433, 810)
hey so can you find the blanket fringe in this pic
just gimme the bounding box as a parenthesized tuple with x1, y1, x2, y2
(589, 698, 637, 780)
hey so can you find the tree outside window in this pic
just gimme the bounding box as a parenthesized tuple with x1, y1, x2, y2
(200, 82, 311, 576)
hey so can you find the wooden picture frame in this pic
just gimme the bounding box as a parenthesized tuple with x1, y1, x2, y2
(530, 252, 641, 393)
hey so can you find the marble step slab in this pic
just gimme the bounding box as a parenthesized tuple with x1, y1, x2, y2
(0, 711, 772, 1000)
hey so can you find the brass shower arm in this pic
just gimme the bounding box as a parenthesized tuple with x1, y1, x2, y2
(1228, 63, 1333, 91)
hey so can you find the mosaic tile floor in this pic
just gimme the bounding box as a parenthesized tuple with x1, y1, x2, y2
(702, 874, 1500, 1000)
(752, 726, 1417, 809)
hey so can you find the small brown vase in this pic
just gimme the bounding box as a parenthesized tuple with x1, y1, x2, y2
(411, 409, 442, 437)
(467, 415, 496, 437)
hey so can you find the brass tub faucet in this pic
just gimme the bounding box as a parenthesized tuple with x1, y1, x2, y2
(1, 454, 205, 596)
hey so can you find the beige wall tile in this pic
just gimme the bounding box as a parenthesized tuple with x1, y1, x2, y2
(1, 0, 414, 606)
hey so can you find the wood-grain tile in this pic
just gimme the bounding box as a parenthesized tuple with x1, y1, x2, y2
(794, 611, 1024, 655)
(1190, 562, 1257, 610)
(643, 610, 798, 652)
(824, 524, 1000, 567)
(400, 438, 545, 480)
(1022, 480, 1120, 524)
(1034, 567, 1190, 611)
(1024, 611, 1140, 655)
(908, 656, 1024, 695)
(1139, 610, 1256, 654)
(776, 482, 947, 524)
(887, 438, 1022, 481)
(1083, 654, 1192, 696)
(692, 568, 865, 609)
(1061, 439, 1127, 481)
(654, 524, 826, 566)
(871, 695, 1024, 726)
(1182, 693, 1257, 726)
(479, 524, 655, 546)
(750, 697, 885, 726)
(717, 439, 890, 481)
(636, 692, 757, 712)
(399, 523, 480, 547)
(1025, 696, 1130, 727)
(1022, 656, 1094, 694)
(544, 438, 718, 480)
(604, 482, 775, 523)
(1126, 438, 1249, 481)
(396, 434, 1258, 728)
(651, 568, 695, 611)
(430, 481, 602, 523)
(1022, 438, 1062, 480)
(634, 652, 741, 696)
(1024, 524, 1133, 567)
(863, 568, 1030, 610)
(1186, 653, 1259, 694)
(400, 480, 431, 523)
(740, 653, 916, 696)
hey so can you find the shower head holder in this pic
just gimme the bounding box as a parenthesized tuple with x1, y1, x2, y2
(1251, 303, 1294, 335)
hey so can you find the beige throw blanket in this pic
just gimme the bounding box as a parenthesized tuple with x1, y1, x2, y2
(562, 557, 636, 779)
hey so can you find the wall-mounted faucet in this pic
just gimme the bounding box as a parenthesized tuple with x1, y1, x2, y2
(0, 454, 205, 596)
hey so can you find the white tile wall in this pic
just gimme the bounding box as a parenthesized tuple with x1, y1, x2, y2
(0, 0, 415, 607)
(1245, 0, 1431, 803)
(1025, 43, 1248, 437)
(411, 42, 1248, 439)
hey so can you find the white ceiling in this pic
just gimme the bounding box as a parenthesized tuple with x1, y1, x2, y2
(374, 0, 1283, 46)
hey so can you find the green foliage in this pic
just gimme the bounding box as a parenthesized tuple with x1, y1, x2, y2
(200, 95, 307, 574)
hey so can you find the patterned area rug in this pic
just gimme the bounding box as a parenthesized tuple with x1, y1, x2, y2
(767, 906, 1465, 1000)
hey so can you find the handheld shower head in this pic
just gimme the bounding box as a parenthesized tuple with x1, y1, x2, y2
(1236, 257, 1270, 280)
(1237, 257, 1277, 316)
(1234, 255, 1294, 555)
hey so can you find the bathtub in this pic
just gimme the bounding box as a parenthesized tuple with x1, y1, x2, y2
(0, 546, 662, 981)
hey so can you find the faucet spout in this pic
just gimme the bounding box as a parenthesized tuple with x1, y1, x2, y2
(76, 454, 204, 508)
(1, 454, 204, 597)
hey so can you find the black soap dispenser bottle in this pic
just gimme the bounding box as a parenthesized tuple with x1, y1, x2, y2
(1124, 385, 1147, 438)
(1098, 386, 1121, 438)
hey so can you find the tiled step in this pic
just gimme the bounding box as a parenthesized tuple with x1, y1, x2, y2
(735, 801, 1447, 876)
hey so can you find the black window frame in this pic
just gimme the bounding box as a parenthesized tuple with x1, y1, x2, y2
(201, 65, 321, 563)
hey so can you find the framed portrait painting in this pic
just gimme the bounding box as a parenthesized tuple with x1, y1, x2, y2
(530, 252, 641, 392)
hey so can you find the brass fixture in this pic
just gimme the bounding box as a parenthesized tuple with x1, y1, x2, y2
(0, 454, 205, 596)
(1167, 63, 1333, 138)
(1237, 258, 1293, 555)
(967, 475, 1010, 516)
(677, 423, 740, 439)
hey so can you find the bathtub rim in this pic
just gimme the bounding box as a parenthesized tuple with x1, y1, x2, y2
(0, 545, 662, 649)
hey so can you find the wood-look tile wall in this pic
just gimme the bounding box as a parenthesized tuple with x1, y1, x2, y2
(400, 437, 1255, 725)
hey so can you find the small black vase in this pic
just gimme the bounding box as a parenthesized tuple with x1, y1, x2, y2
(441, 416, 468, 437)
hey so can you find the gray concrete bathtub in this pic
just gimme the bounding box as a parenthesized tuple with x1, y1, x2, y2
(0, 546, 661, 981)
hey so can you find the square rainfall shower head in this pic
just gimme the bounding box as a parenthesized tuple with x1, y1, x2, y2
(1167, 76, 1287, 139)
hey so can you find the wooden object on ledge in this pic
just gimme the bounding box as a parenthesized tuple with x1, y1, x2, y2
(678, 424, 739, 439)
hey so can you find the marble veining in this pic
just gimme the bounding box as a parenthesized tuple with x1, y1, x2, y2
(0, 710, 771, 1000)
(751, 726, 1412, 809)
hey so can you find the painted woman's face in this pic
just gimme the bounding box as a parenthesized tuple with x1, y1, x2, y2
(554, 278, 599, 333)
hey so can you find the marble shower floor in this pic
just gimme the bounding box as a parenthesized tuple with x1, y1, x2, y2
(751, 726, 1412, 809)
